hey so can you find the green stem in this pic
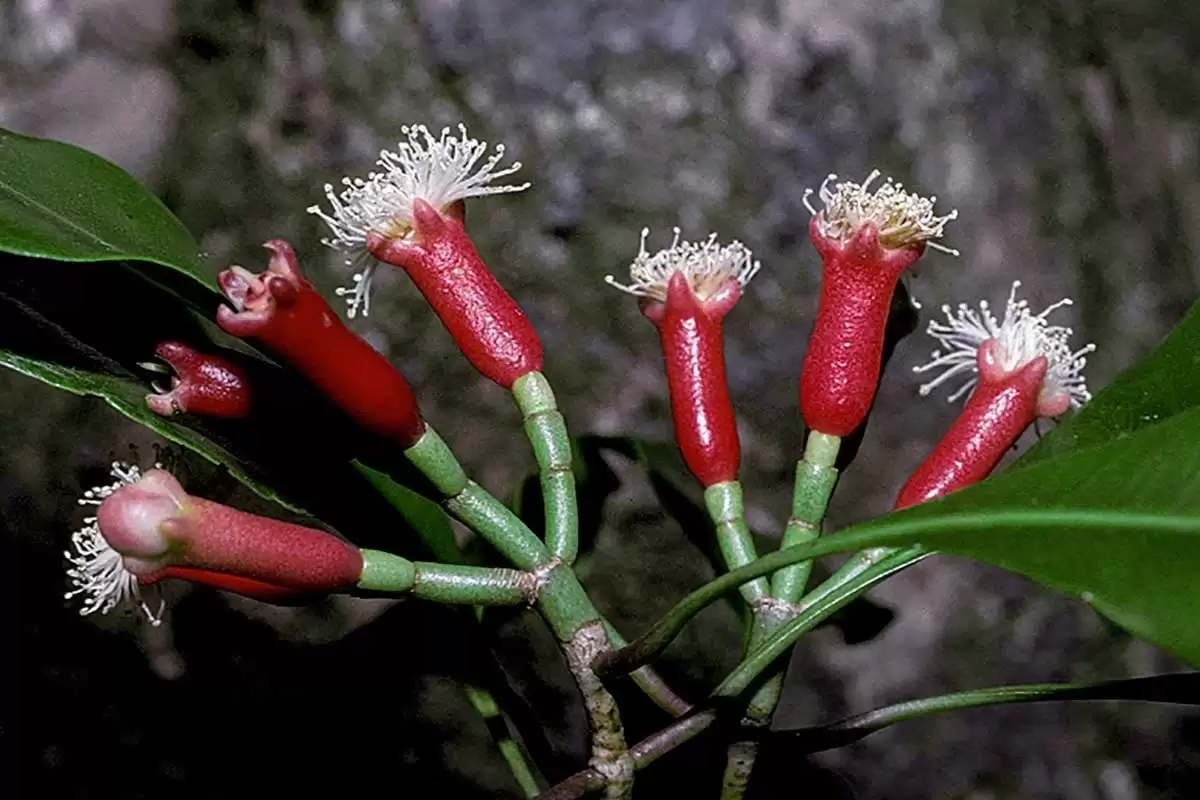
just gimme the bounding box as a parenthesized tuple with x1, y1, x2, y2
(412, 562, 534, 606)
(714, 546, 927, 699)
(513, 371, 580, 564)
(603, 619, 691, 717)
(463, 683, 544, 798)
(356, 548, 415, 592)
(405, 426, 550, 570)
(594, 507, 1190, 677)
(537, 563, 603, 642)
(781, 672, 1200, 753)
(722, 433, 842, 796)
(704, 481, 770, 604)
(770, 432, 841, 602)
(357, 552, 537, 605)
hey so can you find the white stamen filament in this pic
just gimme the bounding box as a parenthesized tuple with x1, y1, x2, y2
(605, 227, 761, 303)
(913, 281, 1096, 410)
(307, 123, 530, 318)
(803, 170, 958, 254)
(64, 462, 163, 625)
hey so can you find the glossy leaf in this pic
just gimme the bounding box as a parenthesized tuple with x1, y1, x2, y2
(1021, 297, 1200, 464)
(0, 127, 217, 306)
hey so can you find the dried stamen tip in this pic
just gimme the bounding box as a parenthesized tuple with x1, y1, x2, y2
(65, 462, 163, 625)
(804, 169, 958, 253)
(605, 227, 760, 303)
(913, 281, 1096, 410)
(308, 123, 530, 318)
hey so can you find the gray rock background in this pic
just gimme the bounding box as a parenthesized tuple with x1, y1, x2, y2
(2, 0, 1198, 797)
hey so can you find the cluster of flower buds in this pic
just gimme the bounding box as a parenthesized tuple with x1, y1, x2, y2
(66, 463, 365, 624)
(607, 168, 1092, 512)
(76, 123, 551, 620)
(68, 121, 1097, 623)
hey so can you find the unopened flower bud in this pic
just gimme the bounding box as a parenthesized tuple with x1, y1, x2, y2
(216, 239, 425, 447)
(144, 341, 252, 418)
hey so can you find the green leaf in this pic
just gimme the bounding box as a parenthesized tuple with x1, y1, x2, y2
(0, 127, 215, 298)
(0, 253, 436, 553)
(777, 672, 1200, 753)
(355, 461, 462, 563)
(0, 349, 296, 510)
(604, 402, 1200, 674)
(1021, 297, 1200, 465)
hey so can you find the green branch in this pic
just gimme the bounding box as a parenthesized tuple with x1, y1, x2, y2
(513, 371, 580, 564)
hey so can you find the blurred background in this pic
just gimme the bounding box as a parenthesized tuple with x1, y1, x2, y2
(2, 0, 1199, 797)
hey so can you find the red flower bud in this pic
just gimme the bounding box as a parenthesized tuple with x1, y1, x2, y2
(145, 341, 253, 418)
(368, 199, 543, 387)
(896, 284, 1095, 509)
(306, 123, 540, 388)
(609, 230, 759, 487)
(65, 463, 364, 623)
(216, 239, 425, 448)
(799, 172, 957, 437)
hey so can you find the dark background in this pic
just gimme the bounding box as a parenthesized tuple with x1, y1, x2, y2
(2, 0, 1199, 797)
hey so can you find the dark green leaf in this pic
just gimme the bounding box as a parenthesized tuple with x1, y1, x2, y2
(0, 253, 434, 552)
(1021, 297, 1200, 464)
(355, 461, 462, 563)
(0, 127, 216, 301)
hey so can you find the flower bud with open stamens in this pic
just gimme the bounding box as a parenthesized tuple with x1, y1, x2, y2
(896, 282, 1095, 509)
(308, 124, 541, 387)
(799, 170, 957, 437)
(65, 463, 365, 624)
(607, 228, 759, 487)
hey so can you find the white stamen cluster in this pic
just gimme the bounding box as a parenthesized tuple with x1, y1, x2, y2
(605, 228, 761, 303)
(803, 170, 959, 254)
(307, 123, 530, 318)
(64, 462, 163, 626)
(913, 281, 1096, 408)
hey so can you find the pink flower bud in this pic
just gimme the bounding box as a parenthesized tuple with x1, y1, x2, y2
(608, 229, 760, 487)
(65, 463, 364, 624)
(896, 283, 1095, 509)
(799, 171, 957, 437)
(144, 341, 253, 418)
